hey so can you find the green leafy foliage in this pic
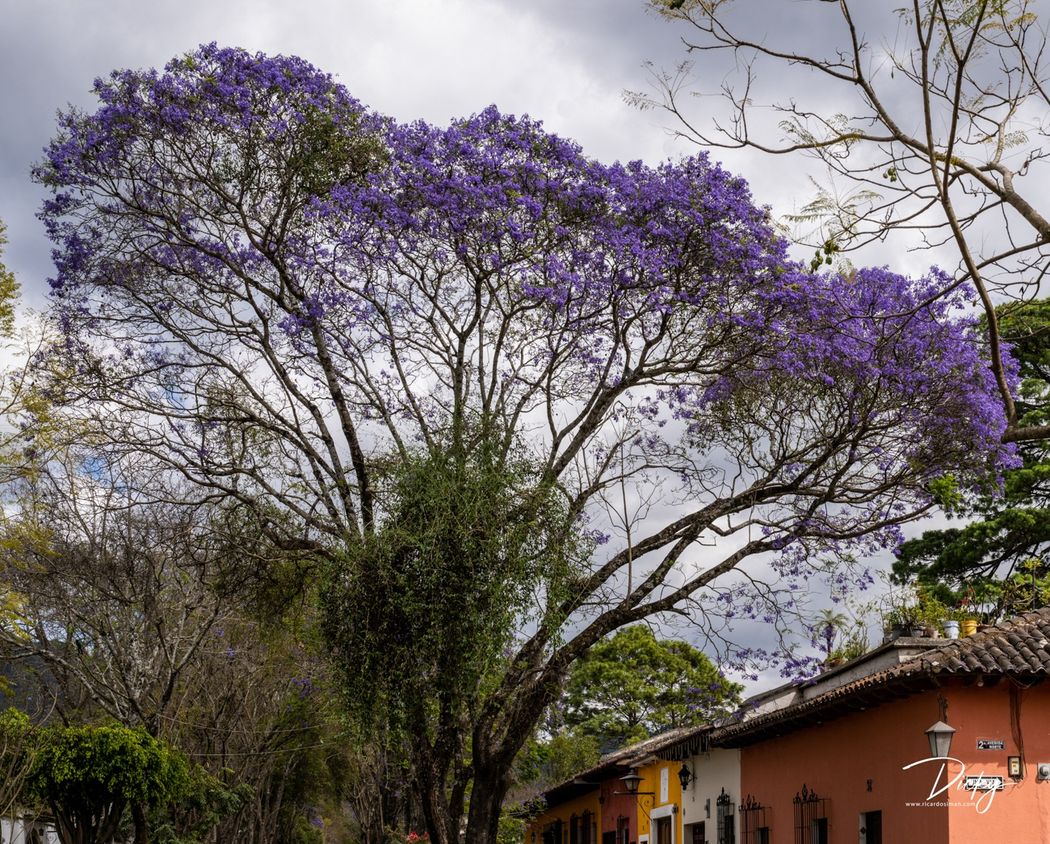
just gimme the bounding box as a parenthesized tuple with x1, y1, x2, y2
(28, 724, 190, 844)
(321, 444, 585, 736)
(513, 731, 601, 790)
(895, 298, 1050, 618)
(563, 626, 741, 746)
(150, 765, 252, 844)
(0, 708, 34, 817)
(497, 812, 528, 844)
(0, 221, 20, 338)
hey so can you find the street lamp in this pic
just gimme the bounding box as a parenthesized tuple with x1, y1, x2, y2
(619, 771, 644, 795)
(613, 769, 656, 797)
(925, 721, 956, 758)
(678, 763, 695, 790)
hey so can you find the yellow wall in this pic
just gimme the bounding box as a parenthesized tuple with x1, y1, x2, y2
(636, 758, 683, 844)
(525, 790, 601, 844)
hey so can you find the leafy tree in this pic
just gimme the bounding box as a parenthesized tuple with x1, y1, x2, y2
(894, 298, 1050, 617)
(640, 0, 1050, 443)
(149, 765, 251, 844)
(0, 449, 347, 843)
(563, 626, 741, 746)
(512, 730, 601, 795)
(0, 708, 36, 821)
(33, 44, 1013, 843)
(27, 724, 190, 844)
(0, 221, 20, 338)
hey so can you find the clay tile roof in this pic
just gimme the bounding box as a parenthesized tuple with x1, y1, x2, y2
(535, 726, 702, 807)
(896, 607, 1050, 677)
(713, 608, 1050, 747)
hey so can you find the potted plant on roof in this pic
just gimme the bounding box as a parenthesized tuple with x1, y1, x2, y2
(883, 602, 924, 638)
(907, 609, 926, 638)
(881, 584, 925, 640)
(828, 628, 869, 666)
(957, 586, 981, 636)
(882, 607, 908, 641)
(942, 609, 961, 640)
(916, 590, 948, 638)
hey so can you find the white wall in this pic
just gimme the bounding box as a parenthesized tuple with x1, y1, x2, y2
(0, 816, 59, 844)
(680, 748, 741, 829)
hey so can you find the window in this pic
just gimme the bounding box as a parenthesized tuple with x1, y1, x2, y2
(717, 788, 736, 844)
(617, 815, 630, 844)
(581, 811, 594, 844)
(690, 822, 706, 844)
(571, 815, 580, 844)
(860, 811, 882, 844)
(792, 786, 828, 844)
(739, 795, 769, 844)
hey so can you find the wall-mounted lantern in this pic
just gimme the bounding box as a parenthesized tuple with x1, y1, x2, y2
(925, 721, 956, 759)
(614, 769, 655, 796)
(678, 763, 695, 790)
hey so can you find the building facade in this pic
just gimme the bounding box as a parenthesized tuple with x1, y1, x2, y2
(716, 608, 1050, 843)
(526, 609, 1050, 844)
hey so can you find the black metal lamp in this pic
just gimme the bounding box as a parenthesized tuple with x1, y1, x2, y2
(678, 762, 694, 790)
(619, 771, 644, 794)
(925, 721, 956, 758)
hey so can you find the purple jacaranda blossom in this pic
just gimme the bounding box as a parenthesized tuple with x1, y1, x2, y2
(30, 44, 1021, 843)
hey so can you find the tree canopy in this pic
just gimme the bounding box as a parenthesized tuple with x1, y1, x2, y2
(0, 221, 19, 338)
(31, 44, 1015, 844)
(894, 298, 1050, 617)
(563, 625, 741, 746)
(27, 724, 189, 844)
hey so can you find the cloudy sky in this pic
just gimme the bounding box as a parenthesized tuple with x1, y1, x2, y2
(1, 0, 900, 304)
(1, 0, 976, 681)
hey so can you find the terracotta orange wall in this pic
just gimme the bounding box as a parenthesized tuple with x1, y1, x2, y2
(526, 790, 601, 844)
(602, 776, 638, 841)
(739, 693, 949, 844)
(944, 682, 1050, 842)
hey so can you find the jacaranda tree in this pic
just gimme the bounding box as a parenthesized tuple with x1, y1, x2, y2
(34, 44, 1014, 843)
(894, 297, 1050, 617)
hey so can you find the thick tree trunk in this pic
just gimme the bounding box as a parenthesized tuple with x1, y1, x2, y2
(132, 802, 149, 844)
(414, 750, 518, 843)
(464, 769, 511, 844)
(421, 784, 461, 844)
